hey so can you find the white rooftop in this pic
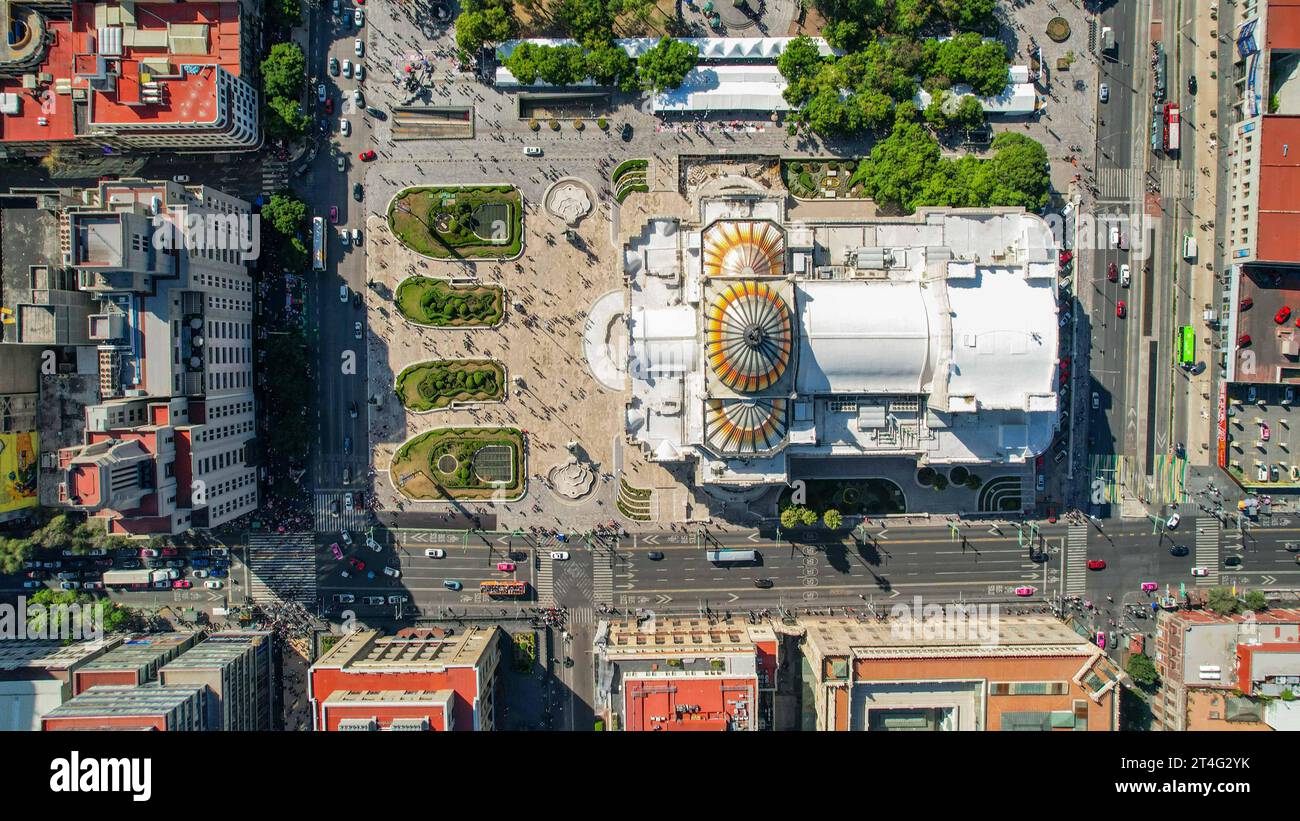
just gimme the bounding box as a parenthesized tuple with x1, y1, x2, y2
(653, 65, 792, 113)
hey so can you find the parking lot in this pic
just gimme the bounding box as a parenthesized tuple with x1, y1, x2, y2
(1225, 381, 1300, 489)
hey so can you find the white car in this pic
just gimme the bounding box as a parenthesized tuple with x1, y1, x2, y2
(356, 64, 365, 82)
(1191, 567, 1209, 577)
(172, 175, 190, 183)
(1091, 391, 1100, 410)
(1108, 224, 1120, 247)
(334, 593, 355, 604)
(204, 580, 223, 589)
(424, 548, 446, 559)
(340, 118, 351, 137)
(366, 536, 382, 552)
(1099, 83, 1109, 103)
(550, 551, 570, 561)
(192, 569, 209, 578)
(354, 9, 364, 27)
(339, 227, 351, 246)
(317, 83, 327, 102)
(523, 146, 543, 156)
(344, 492, 354, 513)
(342, 59, 353, 79)
(387, 595, 407, 605)
(354, 320, 363, 340)
(339, 285, 349, 303)
(354, 39, 364, 58)
(352, 228, 362, 245)
(382, 565, 401, 578)
(1119, 264, 1130, 287)
(340, 530, 353, 546)
(1166, 513, 1181, 530)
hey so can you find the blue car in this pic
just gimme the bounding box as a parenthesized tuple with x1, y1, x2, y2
(443, 580, 462, 591)
(190, 558, 210, 568)
(208, 568, 228, 578)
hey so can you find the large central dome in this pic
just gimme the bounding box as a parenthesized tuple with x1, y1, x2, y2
(705, 398, 788, 454)
(705, 280, 792, 392)
(702, 220, 785, 278)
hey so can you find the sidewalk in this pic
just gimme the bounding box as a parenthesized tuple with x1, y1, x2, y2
(1184, 0, 1224, 467)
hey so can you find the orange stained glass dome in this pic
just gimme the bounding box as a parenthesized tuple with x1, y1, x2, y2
(704, 280, 792, 392)
(702, 220, 785, 278)
(704, 398, 788, 454)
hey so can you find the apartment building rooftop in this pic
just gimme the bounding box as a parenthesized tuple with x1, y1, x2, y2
(315, 627, 498, 670)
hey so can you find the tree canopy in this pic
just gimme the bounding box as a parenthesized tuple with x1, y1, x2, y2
(851, 114, 1051, 213)
(261, 43, 305, 101)
(263, 95, 309, 142)
(261, 193, 308, 239)
(455, 0, 519, 54)
(636, 37, 699, 92)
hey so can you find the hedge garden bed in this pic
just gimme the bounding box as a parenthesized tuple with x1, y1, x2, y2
(390, 427, 525, 501)
(395, 359, 505, 411)
(388, 185, 523, 259)
(395, 276, 504, 327)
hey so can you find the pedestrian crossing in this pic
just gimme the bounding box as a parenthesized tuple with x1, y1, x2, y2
(313, 491, 369, 533)
(260, 159, 289, 195)
(246, 532, 318, 606)
(1065, 523, 1090, 595)
(535, 553, 556, 607)
(1097, 166, 1136, 201)
(1160, 164, 1189, 200)
(592, 552, 613, 606)
(1196, 520, 1222, 586)
(568, 606, 595, 625)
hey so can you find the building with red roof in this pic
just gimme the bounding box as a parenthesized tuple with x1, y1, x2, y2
(1152, 607, 1300, 731)
(309, 628, 504, 731)
(1226, 1, 1300, 265)
(595, 617, 778, 731)
(0, 0, 259, 157)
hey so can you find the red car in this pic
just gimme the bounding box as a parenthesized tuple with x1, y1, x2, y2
(330, 542, 344, 560)
(329, 206, 339, 224)
(1240, 297, 1253, 310)
(1059, 250, 1073, 266)
(1116, 300, 1126, 318)
(348, 557, 366, 571)
(1107, 261, 1118, 282)
(1277, 306, 1293, 324)
(358, 149, 376, 161)
(1087, 559, 1107, 571)
(1239, 334, 1252, 347)
(324, 97, 334, 114)
(161, 547, 178, 556)
(172, 579, 192, 589)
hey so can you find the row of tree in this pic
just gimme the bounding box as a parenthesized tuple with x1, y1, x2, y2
(261, 43, 309, 143)
(815, 0, 999, 49)
(779, 505, 844, 530)
(850, 111, 1051, 214)
(778, 33, 1009, 138)
(504, 37, 698, 92)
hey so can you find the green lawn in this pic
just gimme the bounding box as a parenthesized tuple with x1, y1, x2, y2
(395, 276, 504, 327)
(395, 359, 505, 411)
(390, 427, 525, 501)
(388, 185, 523, 259)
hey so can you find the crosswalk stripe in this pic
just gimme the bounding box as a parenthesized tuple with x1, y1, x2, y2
(1195, 520, 1221, 586)
(536, 553, 556, 607)
(568, 606, 594, 625)
(246, 532, 318, 606)
(1097, 166, 1134, 200)
(314, 491, 369, 533)
(1065, 523, 1089, 595)
(592, 551, 613, 606)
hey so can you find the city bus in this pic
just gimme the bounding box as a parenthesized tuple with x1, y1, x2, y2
(311, 216, 326, 271)
(1178, 325, 1195, 367)
(1163, 103, 1180, 152)
(480, 580, 528, 598)
(705, 549, 760, 564)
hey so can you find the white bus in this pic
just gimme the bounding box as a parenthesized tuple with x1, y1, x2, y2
(705, 549, 760, 563)
(312, 216, 326, 271)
